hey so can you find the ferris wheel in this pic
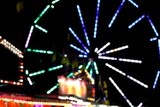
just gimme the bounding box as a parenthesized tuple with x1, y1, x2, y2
(24, 0, 160, 106)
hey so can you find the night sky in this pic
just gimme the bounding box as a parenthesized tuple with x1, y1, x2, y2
(0, 0, 160, 106)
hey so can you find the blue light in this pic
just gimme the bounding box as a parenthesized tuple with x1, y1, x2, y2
(153, 71, 160, 89)
(93, 0, 101, 38)
(69, 27, 89, 53)
(147, 15, 159, 37)
(77, 5, 90, 46)
(158, 39, 160, 56)
(70, 44, 88, 55)
(108, 0, 126, 28)
(79, 54, 87, 58)
(150, 37, 157, 41)
(128, 15, 145, 29)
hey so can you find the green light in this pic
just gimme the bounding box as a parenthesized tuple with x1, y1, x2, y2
(93, 61, 99, 74)
(27, 48, 32, 52)
(85, 61, 91, 70)
(34, 5, 50, 24)
(27, 48, 54, 54)
(29, 70, 45, 77)
(32, 49, 46, 53)
(47, 51, 53, 54)
(90, 69, 93, 77)
(67, 72, 74, 78)
(48, 65, 63, 71)
(35, 24, 48, 33)
(47, 83, 59, 94)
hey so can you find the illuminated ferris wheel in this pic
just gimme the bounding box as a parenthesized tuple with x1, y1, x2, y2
(24, 0, 160, 106)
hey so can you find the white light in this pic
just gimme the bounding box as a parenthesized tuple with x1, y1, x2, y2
(118, 58, 142, 64)
(0, 38, 23, 58)
(147, 15, 159, 37)
(105, 63, 126, 76)
(94, 47, 98, 52)
(27, 77, 33, 85)
(100, 45, 128, 55)
(128, 15, 145, 29)
(158, 39, 160, 55)
(106, 63, 148, 88)
(137, 102, 143, 107)
(64, 54, 67, 57)
(109, 77, 134, 107)
(97, 42, 110, 54)
(128, 0, 139, 8)
(25, 26, 34, 48)
(98, 56, 117, 60)
(51, 5, 54, 8)
(52, 0, 60, 4)
(127, 75, 148, 88)
(150, 37, 157, 41)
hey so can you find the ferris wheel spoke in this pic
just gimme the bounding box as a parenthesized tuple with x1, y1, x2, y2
(105, 62, 126, 76)
(126, 75, 148, 88)
(51, 0, 60, 4)
(128, 15, 145, 29)
(48, 65, 63, 72)
(105, 63, 148, 88)
(35, 24, 48, 33)
(93, 0, 101, 38)
(29, 70, 46, 77)
(99, 56, 142, 64)
(93, 61, 99, 74)
(147, 16, 159, 37)
(34, 5, 51, 24)
(78, 54, 88, 58)
(25, 25, 34, 48)
(77, 5, 90, 47)
(70, 44, 88, 55)
(109, 77, 134, 107)
(27, 77, 33, 86)
(69, 27, 89, 53)
(137, 102, 144, 107)
(26, 48, 54, 54)
(158, 40, 160, 56)
(96, 42, 111, 54)
(99, 45, 129, 56)
(152, 71, 160, 89)
(127, 0, 139, 8)
(108, 0, 126, 28)
(24, 0, 159, 105)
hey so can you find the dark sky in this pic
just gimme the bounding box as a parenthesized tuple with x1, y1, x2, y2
(0, 0, 160, 106)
